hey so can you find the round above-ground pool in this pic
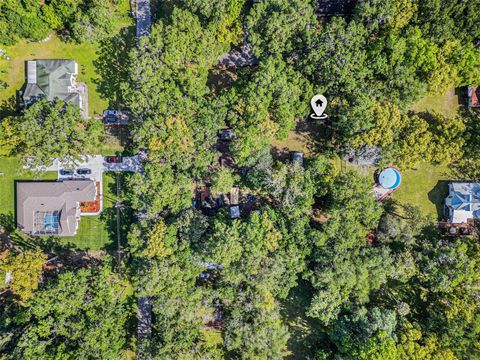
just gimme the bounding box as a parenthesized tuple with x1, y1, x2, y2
(378, 167, 401, 190)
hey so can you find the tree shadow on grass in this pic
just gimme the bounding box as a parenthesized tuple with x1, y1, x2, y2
(0, 211, 78, 253)
(427, 180, 449, 221)
(455, 86, 467, 106)
(101, 173, 135, 252)
(295, 117, 337, 157)
(280, 280, 327, 360)
(93, 26, 136, 109)
(34, 236, 79, 253)
(0, 94, 19, 118)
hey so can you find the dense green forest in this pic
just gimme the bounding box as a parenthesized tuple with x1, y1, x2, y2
(0, 0, 128, 44)
(1, 0, 480, 359)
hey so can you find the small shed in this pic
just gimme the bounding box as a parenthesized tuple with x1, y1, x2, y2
(230, 187, 239, 205)
(219, 128, 236, 140)
(290, 151, 304, 166)
(230, 206, 240, 219)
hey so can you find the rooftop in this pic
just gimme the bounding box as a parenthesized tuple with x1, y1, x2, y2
(445, 182, 480, 224)
(16, 180, 96, 236)
(21, 59, 82, 109)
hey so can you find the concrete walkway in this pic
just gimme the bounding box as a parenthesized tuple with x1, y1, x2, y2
(40, 155, 143, 175)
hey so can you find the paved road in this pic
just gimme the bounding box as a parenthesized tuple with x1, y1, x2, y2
(42, 155, 144, 175)
(136, 0, 151, 39)
(134, 0, 153, 353)
(104, 156, 144, 173)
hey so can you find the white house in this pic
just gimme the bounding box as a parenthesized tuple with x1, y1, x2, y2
(445, 182, 480, 224)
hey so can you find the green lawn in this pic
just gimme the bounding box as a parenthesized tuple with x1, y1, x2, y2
(411, 88, 459, 117)
(393, 163, 449, 221)
(0, 157, 122, 251)
(0, 1, 133, 118)
(0, 36, 105, 117)
(69, 173, 118, 251)
(0, 157, 57, 215)
(281, 280, 325, 359)
(392, 89, 460, 220)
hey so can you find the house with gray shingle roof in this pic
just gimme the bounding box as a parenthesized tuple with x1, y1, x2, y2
(20, 59, 88, 117)
(16, 180, 96, 237)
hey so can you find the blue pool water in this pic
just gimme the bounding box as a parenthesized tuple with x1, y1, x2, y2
(43, 213, 59, 231)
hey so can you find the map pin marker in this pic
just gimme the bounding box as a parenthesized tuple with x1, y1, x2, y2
(310, 94, 328, 120)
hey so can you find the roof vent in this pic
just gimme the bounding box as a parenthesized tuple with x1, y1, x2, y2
(27, 61, 37, 83)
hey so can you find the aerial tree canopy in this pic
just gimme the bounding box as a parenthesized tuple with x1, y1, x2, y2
(0, 0, 126, 45)
(228, 57, 311, 164)
(6, 99, 102, 168)
(0, 250, 46, 304)
(11, 266, 130, 359)
(246, 0, 316, 59)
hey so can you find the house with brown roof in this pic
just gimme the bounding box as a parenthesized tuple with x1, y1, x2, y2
(15, 180, 96, 237)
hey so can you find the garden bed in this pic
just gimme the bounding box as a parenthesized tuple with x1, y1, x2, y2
(80, 182, 101, 214)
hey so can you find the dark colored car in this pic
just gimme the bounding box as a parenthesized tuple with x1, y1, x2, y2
(103, 110, 119, 116)
(103, 117, 118, 123)
(76, 168, 92, 175)
(105, 156, 121, 163)
(60, 169, 74, 176)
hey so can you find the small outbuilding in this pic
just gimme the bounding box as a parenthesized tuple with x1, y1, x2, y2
(219, 128, 236, 141)
(290, 151, 304, 166)
(230, 206, 240, 219)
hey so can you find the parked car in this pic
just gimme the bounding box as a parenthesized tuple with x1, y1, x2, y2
(76, 168, 92, 175)
(103, 117, 118, 123)
(60, 169, 74, 176)
(103, 110, 119, 116)
(105, 156, 122, 163)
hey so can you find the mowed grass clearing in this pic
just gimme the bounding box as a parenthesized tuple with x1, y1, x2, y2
(72, 173, 117, 251)
(0, 0, 133, 118)
(0, 157, 119, 251)
(0, 36, 106, 117)
(395, 89, 460, 219)
(411, 88, 460, 117)
(393, 163, 449, 221)
(0, 157, 57, 215)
